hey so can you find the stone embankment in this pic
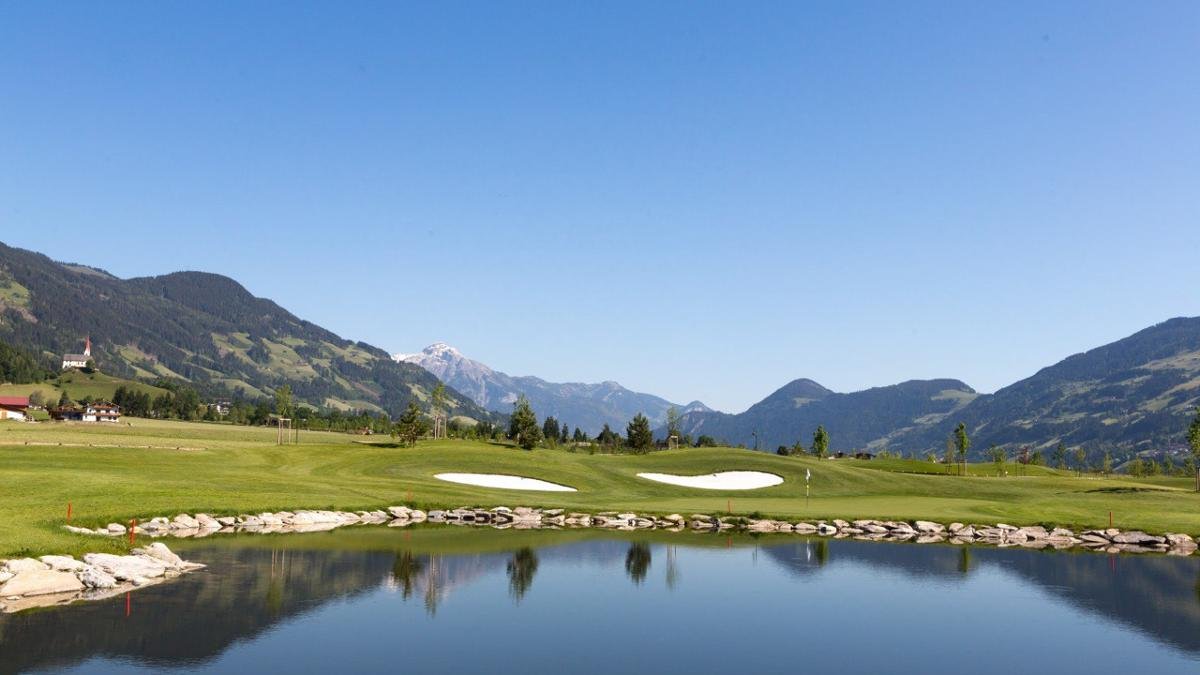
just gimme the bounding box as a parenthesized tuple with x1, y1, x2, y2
(64, 506, 1200, 557)
(0, 542, 202, 614)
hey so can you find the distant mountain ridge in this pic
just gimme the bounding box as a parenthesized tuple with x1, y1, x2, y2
(0, 242, 492, 420)
(669, 377, 978, 451)
(671, 317, 1200, 459)
(895, 316, 1200, 456)
(396, 343, 710, 434)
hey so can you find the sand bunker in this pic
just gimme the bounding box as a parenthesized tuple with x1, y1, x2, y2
(636, 471, 783, 490)
(433, 473, 578, 492)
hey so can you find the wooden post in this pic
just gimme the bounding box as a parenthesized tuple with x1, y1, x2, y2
(67, 502, 72, 523)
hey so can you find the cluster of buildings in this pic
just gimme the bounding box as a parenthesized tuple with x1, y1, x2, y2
(0, 338, 122, 423)
(0, 396, 121, 423)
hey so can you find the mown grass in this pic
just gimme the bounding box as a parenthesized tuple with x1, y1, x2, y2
(1, 418, 1198, 558)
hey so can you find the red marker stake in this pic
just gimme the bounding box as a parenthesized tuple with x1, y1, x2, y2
(67, 502, 72, 523)
(129, 519, 137, 545)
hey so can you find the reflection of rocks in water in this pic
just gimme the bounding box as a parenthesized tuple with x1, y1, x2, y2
(0, 547, 397, 674)
(506, 548, 539, 602)
(762, 537, 1200, 654)
(625, 543, 652, 584)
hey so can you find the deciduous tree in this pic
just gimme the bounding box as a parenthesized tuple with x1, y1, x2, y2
(812, 425, 829, 460)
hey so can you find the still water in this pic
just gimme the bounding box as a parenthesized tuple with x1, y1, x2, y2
(2, 526, 1199, 674)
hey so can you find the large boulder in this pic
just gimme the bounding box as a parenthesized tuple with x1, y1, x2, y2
(83, 553, 168, 581)
(195, 514, 222, 530)
(915, 521, 945, 534)
(0, 569, 85, 597)
(133, 543, 186, 569)
(1112, 531, 1166, 546)
(171, 514, 199, 530)
(39, 555, 86, 572)
(77, 565, 118, 589)
(3, 558, 50, 574)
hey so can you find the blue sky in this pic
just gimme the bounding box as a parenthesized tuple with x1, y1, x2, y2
(2, 2, 1198, 412)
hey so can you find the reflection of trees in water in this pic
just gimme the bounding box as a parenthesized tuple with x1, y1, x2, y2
(958, 547, 971, 576)
(666, 546, 680, 591)
(813, 539, 828, 567)
(507, 548, 539, 602)
(625, 543, 652, 584)
(391, 551, 425, 600)
(424, 555, 442, 616)
(266, 549, 287, 615)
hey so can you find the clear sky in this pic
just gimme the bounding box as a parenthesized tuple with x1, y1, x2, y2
(2, 2, 1198, 413)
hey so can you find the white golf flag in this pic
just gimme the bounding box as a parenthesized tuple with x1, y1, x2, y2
(806, 469, 811, 482)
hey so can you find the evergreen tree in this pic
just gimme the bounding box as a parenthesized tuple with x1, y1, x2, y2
(1164, 455, 1177, 476)
(560, 423, 569, 444)
(953, 422, 970, 475)
(1053, 442, 1067, 470)
(394, 401, 428, 447)
(812, 425, 829, 460)
(1030, 449, 1045, 466)
(597, 424, 619, 448)
(626, 413, 653, 453)
(573, 427, 585, 442)
(542, 416, 560, 446)
(1102, 451, 1113, 476)
(508, 396, 542, 450)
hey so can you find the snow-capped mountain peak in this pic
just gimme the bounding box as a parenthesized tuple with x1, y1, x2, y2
(392, 343, 710, 435)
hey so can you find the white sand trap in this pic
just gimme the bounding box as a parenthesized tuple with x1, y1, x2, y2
(434, 473, 577, 492)
(636, 471, 784, 490)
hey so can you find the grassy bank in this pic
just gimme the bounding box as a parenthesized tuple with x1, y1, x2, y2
(2, 418, 1199, 558)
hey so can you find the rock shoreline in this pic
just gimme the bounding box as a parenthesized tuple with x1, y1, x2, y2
(65, 506, 1200, 557)
(0, 542, 203, 614)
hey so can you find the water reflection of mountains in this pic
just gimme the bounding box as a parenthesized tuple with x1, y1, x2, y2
(763, 538, 1200, 653)
(0, 541, 637, 674)
(1, 536, 1198, 673)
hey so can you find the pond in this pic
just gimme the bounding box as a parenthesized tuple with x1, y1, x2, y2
(2, 526, 1199, 674)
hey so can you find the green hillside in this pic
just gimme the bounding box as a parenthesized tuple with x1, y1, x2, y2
(0, 243, 493, 421)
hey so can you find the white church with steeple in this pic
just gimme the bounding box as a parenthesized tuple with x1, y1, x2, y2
(61, 336, 92, 370)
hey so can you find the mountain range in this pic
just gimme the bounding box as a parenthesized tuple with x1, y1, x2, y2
(1, 240, 1197, 459)
(0, 242, 491, 421)
(395, 343, 709, 434)
(670, 317, 1200, 458)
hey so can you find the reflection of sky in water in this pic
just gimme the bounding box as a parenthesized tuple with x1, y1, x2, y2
(3, 532, 1198, 675)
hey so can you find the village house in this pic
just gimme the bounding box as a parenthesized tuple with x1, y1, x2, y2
(0, 396, 30, 421)
(51, 401, 121, 423)
(61, 336, 93, 371)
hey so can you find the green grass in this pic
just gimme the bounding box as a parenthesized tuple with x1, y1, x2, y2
(0, 371, 168, 405)
(1, 418, 1199, 559)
